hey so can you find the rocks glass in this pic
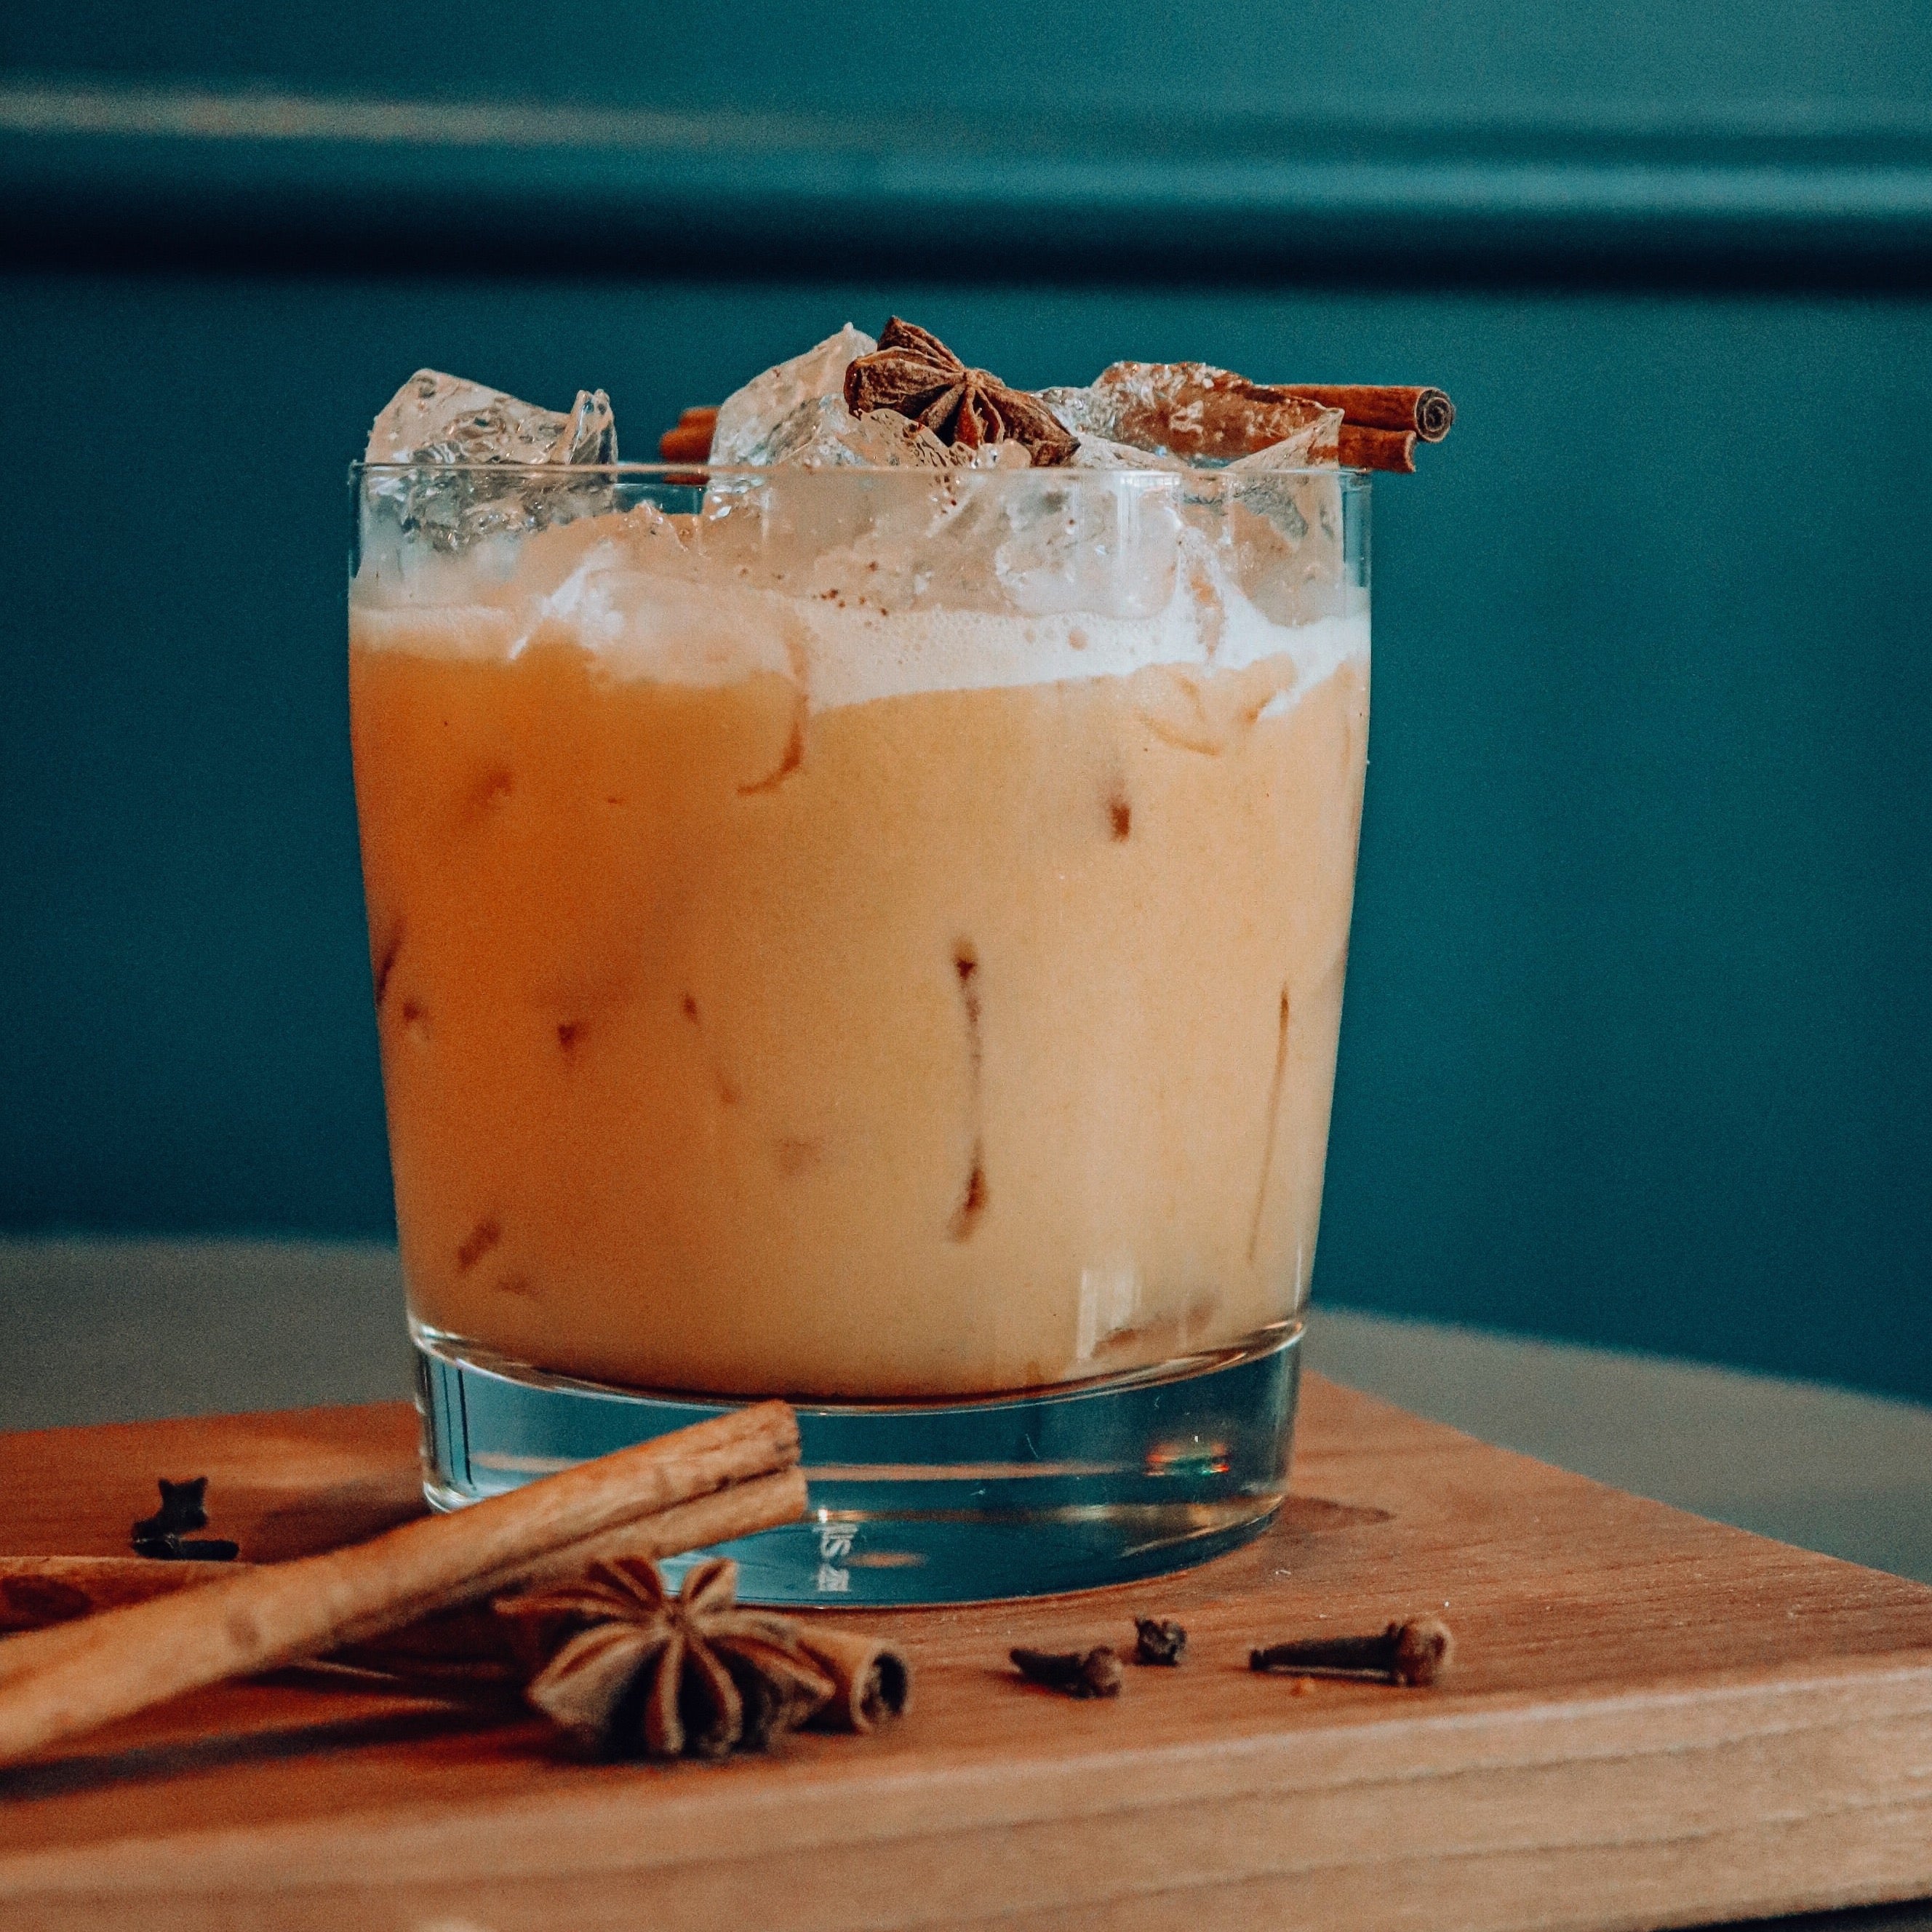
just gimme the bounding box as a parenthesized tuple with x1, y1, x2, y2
(348, 458, 1369, 1602)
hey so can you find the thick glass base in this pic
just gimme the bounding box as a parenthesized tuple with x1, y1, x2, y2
(414, 1322, 1301, 1604)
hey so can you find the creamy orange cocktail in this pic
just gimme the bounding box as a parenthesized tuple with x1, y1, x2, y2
(350, 468, 1367, 1401)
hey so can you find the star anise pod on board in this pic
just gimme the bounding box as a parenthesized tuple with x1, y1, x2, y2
(495, 1555, 837, 1760)
(844, 318, 1079, 466)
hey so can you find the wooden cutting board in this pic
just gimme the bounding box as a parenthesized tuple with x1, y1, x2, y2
(1, 1376, 1930, 1932)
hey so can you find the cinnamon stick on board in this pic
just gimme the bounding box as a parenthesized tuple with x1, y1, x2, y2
(0, 1473, 807, 1691)
(794, 1624, 911, 1733)
(0, 1404, 802, 1765)
(0, 1557, 232, 1632)
(1287, 385, 1455, 441)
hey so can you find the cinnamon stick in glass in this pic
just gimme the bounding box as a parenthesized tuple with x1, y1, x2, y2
(659, 407, 719, 463)
(1338, 424, 1418, 474)
(659, 392, 1449, 468)
(1288, 386, 1454, 441)
(0, 1404, 802, 1765)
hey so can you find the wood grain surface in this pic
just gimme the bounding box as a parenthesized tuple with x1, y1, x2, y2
(1, 1378, 1930, 1932)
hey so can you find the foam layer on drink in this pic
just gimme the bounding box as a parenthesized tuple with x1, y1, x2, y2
(351, 488, 1365, 712)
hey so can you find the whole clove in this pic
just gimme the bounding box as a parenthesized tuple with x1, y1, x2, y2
(1133, 1617, 1188, 1666)
(1250, 1618, 1453, 1688)
(138, 1536, 239, 1562)
(133, 1476, 207, 1538)
(131, 1477, 239, 1562)
(1010, 1645, 1123, 1699)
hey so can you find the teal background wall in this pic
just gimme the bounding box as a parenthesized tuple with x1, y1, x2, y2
(3, 4, 1929, 1402)
(12, 0, 1931, 118)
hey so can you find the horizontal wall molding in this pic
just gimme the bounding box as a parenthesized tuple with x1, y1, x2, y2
(7, 80, 1932, 288)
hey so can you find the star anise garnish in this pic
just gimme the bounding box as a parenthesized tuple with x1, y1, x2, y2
(844, 319, 1078, 466)
(495, 1555, 837, 1760)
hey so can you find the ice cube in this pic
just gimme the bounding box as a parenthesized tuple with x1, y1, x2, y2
(1218, 421, 1330, 559)
(991, 471, 1183, 618)
(757, 395, 960, 471)
(363, 370, 619, 552)
(1038, 386, 1105, 440)
(1217, 461, 1351, 627)
(367, 369, 616, 467)
(1043, 364, 1341, 465)
(1068, 434, 1190, 472)
(709, 325, 877, 466)
(694, 392, 969, 582)
(958, 440, 1034, 471)
(1224, 422, 1327, 474)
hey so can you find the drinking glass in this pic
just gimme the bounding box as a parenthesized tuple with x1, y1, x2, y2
(348, 459, 1370, 1602)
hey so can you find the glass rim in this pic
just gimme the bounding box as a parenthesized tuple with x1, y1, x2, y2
(349, 459, 1373, 482)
